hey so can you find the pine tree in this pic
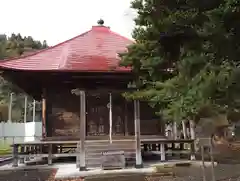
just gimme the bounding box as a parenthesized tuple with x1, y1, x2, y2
(121, 0, 240, 123)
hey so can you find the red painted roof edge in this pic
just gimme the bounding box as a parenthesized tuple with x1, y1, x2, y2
(0, 30, 91, 63)
(0, 68, 132, 73)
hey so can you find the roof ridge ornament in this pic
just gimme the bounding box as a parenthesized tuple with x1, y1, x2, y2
(97, 19, 104, 26)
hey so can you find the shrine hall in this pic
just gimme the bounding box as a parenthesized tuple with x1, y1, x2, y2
(0, 20, 195, 170)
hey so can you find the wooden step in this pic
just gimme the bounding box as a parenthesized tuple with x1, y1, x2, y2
(83, 140, 136, 168)
(86, 157, 102, 168)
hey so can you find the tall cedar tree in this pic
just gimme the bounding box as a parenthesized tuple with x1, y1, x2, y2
(120, 0, 240, 123)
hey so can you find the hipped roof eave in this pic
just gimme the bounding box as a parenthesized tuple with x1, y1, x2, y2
(0, 66, 133, 73)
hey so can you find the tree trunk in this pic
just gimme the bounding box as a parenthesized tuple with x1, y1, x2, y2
(182, 120, 187, 139)
(173, 121, 178, 140)
(190, 120, 195, 140)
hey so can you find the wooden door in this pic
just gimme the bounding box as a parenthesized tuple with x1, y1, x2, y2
(86, 92, 109, 136)
(112, 93, 126, 135)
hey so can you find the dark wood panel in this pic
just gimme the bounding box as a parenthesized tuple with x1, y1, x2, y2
(124, 101, 163, 135)
(125, 100, 134, 135)
(140, 102, 163, 135)
(45, 89, 164, 140)
(112, 93, 127, 135)
(47, 89, 80, 137)
(86, 92, 132, 136)
(86, 92, 109, 136)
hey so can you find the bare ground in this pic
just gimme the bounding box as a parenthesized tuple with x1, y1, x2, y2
(0, 168, 56, 181)
(2, 141, 240, 181)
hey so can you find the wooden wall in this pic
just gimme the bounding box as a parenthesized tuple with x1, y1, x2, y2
(46, 88, 80, 138)
(45, 89, 163, 139)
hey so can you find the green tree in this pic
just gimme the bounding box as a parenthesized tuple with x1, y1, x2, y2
(0, 33, 48, 121)
(0, 33, 48, 59)
(121, 0, 240, 123)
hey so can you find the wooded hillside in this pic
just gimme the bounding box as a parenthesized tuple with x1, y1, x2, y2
(0, 33, 48, 122)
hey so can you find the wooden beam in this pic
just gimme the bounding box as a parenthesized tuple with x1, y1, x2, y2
(42, 88, 47, 138)
(2, 70, 134, 99)
(79, 90, 86, 171)
(134, 100, 143, 168)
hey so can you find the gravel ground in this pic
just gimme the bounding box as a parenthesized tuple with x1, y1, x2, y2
(79, 164, 240, 181)
(0, 168, 56, 181)
(0, 164, 240, 181)
(170, 164, 240, 181)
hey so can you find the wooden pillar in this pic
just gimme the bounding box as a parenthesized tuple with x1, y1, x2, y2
(19, 146, 25, 164)
(79, 90, 86, 171)
(42, 89, 47, 138)
(48, 144, 53, 165)
(12, 144, 18, 167)
(109, 92, 113, 144)
(25, 147, 30, 161)
(190, 141, 196, 160)
(76, 142, 80, 168)
(134, 100, 143, 168)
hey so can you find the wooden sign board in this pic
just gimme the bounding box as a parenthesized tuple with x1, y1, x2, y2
(101, 151, 125, 170)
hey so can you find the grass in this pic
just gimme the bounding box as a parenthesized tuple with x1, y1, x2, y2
(0, 143, 12, 155)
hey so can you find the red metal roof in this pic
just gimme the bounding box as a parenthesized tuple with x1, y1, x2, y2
(0, 24, 133, 72)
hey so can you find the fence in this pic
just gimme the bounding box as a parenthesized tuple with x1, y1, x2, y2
(0, 92, 42, 148)
(0, 121, 42, 141)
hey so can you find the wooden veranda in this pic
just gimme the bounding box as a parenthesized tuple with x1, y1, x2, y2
(12, 137, 195, 168)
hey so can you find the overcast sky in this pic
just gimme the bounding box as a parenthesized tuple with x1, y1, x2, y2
(0, 0, 135, 45)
